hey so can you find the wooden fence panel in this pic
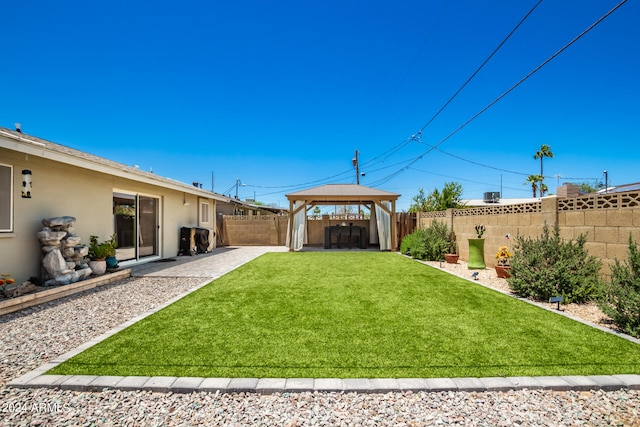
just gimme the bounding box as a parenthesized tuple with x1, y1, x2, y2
(396, 212, 416, 249)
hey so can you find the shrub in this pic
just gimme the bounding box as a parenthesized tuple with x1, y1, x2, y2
(507, 223, 602, 303)
(598, 235, 640, 337)
(400, 229, 426, 259)
(400, 221, 450, 261)
(88, 234, 117, 260)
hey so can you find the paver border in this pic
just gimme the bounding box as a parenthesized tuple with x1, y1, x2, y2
(9, 374, 640, 394)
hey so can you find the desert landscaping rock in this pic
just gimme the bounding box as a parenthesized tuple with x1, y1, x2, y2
(0, 256, 639, 425)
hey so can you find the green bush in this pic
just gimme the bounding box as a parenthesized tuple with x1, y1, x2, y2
(507, 223, 602, 303)
(598, 235, 640, 338)
(400, 221, 450, 261)
(400, 229, 424, 258)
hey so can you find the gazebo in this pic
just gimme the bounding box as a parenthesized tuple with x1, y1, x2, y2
(285, 184, 400, 251)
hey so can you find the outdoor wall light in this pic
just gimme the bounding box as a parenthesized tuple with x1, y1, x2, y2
(22, 169, 32, 198)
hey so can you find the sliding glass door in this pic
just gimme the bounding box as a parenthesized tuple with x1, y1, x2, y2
(138, 195, 158, 257)
(113, 192, 159, 261)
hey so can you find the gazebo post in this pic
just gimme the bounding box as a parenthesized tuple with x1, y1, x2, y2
(288, 198, 294, 251)
(391, 199, 397, 250)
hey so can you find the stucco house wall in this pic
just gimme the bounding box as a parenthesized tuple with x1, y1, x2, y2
(0, 128, 226, 285)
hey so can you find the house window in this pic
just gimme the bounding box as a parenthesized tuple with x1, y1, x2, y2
(201, 202, 210, 223)
(0, 164, 13, 232)
(199, 199, 212, 227)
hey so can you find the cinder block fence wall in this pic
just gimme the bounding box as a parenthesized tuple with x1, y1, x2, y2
(418, 190, 640, 275)
(221, 215, 289, 246)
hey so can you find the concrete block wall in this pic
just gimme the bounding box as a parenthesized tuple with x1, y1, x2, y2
(416, 191, 640, 275)
(222, 215, 288, 246)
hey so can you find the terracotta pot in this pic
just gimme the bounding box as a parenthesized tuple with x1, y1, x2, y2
(445, 253, 459, 264)
(495, 265, 511, 279)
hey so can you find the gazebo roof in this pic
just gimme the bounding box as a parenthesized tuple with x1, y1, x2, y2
(286, 184, 399, 204)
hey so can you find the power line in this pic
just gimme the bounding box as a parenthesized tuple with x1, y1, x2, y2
(365, 0, 543, 187)
(414, 0, 544, 136)
(236, 1, 626, 199)
(241, 0, 547, 194)
(244, 167, 354, 190)
(361, 2, 542, 173)
(376, 1, 451, 126)
(417, 139, 604, 182)
(416, 140, 530, 176)
(370, 0, 629, 188)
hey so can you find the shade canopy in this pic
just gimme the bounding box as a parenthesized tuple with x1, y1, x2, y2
(285, 184, 400, 251)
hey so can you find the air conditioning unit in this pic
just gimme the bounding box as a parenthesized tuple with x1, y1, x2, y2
(483, 192, 501, 203)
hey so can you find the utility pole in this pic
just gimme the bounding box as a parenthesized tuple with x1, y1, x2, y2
(352, 150, 362, 216)
(604, 170, 608, 194)
(352, 150, 360, 185)
(235, 178, 244, 199)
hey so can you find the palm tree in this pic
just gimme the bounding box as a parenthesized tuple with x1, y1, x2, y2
(525, 174, 543, 198)
(534, 144, 554, 196)
(539, 182, 548, 197)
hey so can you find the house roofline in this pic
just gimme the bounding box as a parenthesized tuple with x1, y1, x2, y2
(0, 127, 229, 202)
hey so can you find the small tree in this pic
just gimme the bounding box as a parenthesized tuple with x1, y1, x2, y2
(577, 182, 598, 194)
(409, 182, 464, 212)
(599, 235, 640, 337)
(508, 223, 602, 303)
(408, 188, 428, 212)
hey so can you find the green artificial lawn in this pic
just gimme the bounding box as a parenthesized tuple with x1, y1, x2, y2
(49, 252, 640, 378)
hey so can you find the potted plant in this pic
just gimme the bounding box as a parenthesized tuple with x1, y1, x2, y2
(468, 224, 486, 269)
(104, 234, 119, 269)
(495, 245, 513, 278)
(88, 235, 117, 276)
(445, 230, 459, 263)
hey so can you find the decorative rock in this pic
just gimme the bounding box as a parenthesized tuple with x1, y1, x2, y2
(72, 246, 89, 260)
(2, 284, 18, 297)
(42, 249, 70, 278)
(42, 216, 76, 229)
(64, 235, 82, 246)
(53, 273, 73, 286)
(63, 246, 75, 258)
(37, 230, 67, 246)
(76, 267, 92, 280)
(11, 281, 37, 297)
(36, 217, 96, 288)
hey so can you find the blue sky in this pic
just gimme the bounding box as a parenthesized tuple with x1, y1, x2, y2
(2, 0, 638, 211)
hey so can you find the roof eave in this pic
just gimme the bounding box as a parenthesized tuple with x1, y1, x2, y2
(0, 129, 227, 202)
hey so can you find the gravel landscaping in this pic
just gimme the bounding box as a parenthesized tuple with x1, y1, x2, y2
(423, 259, 614, 330)
(0, 264, 639, 425)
